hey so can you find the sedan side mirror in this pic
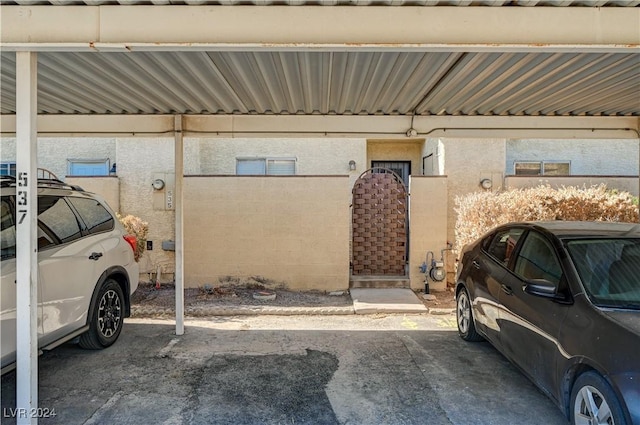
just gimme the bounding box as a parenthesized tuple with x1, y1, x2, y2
(523, 279, 573, 304)
(523, 279, 557, 298)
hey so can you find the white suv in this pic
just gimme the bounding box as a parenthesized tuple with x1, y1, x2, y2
(1, 176, 139, 373)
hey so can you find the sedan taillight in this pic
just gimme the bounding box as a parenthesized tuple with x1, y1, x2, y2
(123, 234, 137, 255)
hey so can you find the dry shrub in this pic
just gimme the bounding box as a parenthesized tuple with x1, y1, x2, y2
(117, 213, 149, 262)
(454, 185, 639, 254)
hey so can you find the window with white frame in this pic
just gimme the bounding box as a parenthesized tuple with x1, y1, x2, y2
(236, 158, 297, 175)
(0, 162, 16, 176)
(514, 161, 570, 176)
(67, 159, 110, 176)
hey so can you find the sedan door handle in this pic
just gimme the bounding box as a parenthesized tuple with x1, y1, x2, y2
(472, 260, 481, 270)
(501, 284, 513, 296)
(88, 252, 103, 261)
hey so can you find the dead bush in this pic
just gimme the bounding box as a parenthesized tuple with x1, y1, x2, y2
(454, 185, 639, 255)
(117, 213, 149, 262)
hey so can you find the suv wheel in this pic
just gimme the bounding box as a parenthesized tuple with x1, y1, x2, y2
(79, 279, 125, 350)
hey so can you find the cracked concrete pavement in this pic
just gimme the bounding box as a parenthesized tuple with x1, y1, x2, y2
(1, 315, 568, 425)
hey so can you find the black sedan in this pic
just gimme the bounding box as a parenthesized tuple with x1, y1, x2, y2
(455, 221, 640, 425)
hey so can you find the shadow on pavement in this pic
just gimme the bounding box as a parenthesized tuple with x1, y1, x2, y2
(1, 320, 568, 425)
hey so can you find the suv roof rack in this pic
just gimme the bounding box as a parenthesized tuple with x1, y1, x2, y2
(0, 175, 84, 191)
(37, 178, 85, 191)
(0, 175, 16, 188)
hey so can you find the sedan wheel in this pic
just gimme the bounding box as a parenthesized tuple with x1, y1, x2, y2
(571, 372, 627, 425)
(456, 287, 482, 341)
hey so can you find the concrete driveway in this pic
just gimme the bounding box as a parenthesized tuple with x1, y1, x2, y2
(1, 315, 568, 425)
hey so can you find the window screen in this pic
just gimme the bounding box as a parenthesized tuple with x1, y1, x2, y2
(236, 159, 266, 175)
(267, 159, 296, 175)
(0, 162, 16, 176)
(236, 158, 296, 175)
(543, 162, 570, 176)
(67, 159, 109, 176)
(514, 162, 542, 176)
(514, 161, 570, 176)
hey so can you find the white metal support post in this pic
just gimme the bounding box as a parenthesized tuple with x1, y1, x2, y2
(175, 115, 184, 335)
(15, 51, 39, 425)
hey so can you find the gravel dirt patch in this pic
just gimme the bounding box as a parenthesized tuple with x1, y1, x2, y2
(131, 281, 353, 311)
(418, 288, 457, 310)
(130, 281, 456, 316)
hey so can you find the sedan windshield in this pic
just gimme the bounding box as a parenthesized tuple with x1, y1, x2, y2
(566, 238, 640, 309)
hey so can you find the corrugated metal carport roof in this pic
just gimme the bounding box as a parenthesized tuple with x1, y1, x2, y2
(1, 50, 638, 116)
(0, 1, 638, 118)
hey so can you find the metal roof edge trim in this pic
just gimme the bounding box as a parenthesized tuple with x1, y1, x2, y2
(1, 42, 639, 53)
(0, 1, 639, 6)
(2, 5, 639, 46)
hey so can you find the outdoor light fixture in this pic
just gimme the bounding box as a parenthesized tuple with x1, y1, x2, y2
(349, 160, 357, 171)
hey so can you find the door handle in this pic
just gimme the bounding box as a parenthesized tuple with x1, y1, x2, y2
(501, 284, 513, 296)
(472, 260, 481, 269)
(89, 252, 103, 261)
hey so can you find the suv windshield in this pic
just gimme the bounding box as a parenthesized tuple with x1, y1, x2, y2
(566, 238, 640, 309)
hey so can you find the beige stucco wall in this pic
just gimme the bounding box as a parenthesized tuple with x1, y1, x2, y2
(366, 139, 424, 175)
(408, 176, 449, 292)
(187, 137, 366, 187)
(184, 176, 351, 291)
(116, 136, 365, 279)
(505, 176, 640, 197)
(422, 138, 445, 176)
(65, 176, 120, 213)
(438, 138, 507, 246)
(6, 134, 635, 292)
(116, 137, 176, 277)
(0, 137, 116, 180)
(506, 139, 639, 176)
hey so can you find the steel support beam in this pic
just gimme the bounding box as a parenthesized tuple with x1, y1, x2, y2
(1, 114, 638, 139)
(15, 51, 38, 425)
(2, 6, 639, 51)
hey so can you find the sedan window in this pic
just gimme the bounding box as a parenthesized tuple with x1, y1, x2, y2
(514, 232, 562, 285)
(567, 239, 640, 309)
(485, 228, 524, 267)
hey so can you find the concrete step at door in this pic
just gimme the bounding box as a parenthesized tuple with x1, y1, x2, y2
(349, 276, 410, 289)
